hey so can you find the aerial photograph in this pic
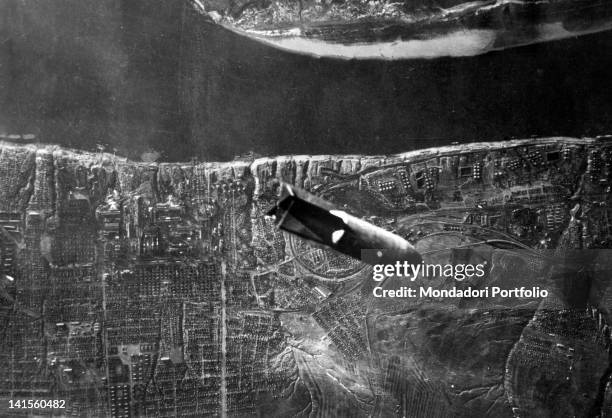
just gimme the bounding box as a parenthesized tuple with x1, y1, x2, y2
(1, 0, 612, 417)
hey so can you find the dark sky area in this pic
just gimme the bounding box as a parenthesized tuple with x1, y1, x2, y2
(1, 0, 612, 162)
